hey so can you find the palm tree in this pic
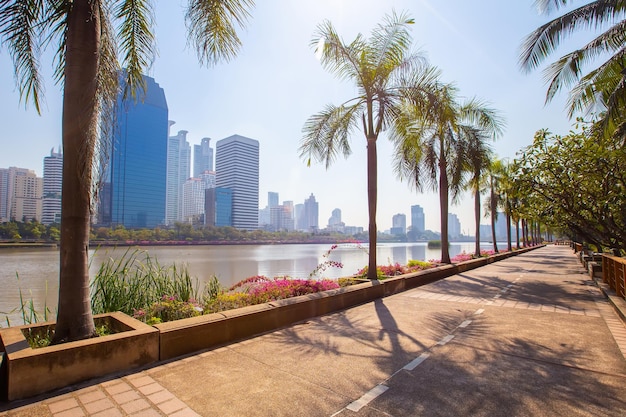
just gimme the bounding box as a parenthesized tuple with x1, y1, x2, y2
(392, 86, 504, 263)
(519, 0, 626, 136)
(484, 159, 506, 253)
(0, 0, 254, 342)
(463, 128, 493, 257)
(299, 11, 439, 279)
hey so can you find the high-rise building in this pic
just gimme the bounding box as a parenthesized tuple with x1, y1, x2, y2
(182, 171, 215, 224)
(303, 193, 319, 231)
(42, 148, 63, 225)
(166, 124, 191, 225)
(411, 205, 425, 233)
(391, 213, 406, 235)
(193, 137, 213, 177)
(205, 187, 233, 227)
(0, 168, 9, 222)
(215, 134, 259, 230)
(448, 213, 461, 239)
(268, 191, 279, 208)
(101, 74, 168, 228)
(12, 169, 43, 222)
(0, 167, 42, 222)
(327, 208, 345, 233)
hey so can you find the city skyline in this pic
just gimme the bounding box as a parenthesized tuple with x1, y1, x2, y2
(0, 1, 581, 232)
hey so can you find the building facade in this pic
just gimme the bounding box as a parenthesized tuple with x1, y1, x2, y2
(101, 74, 168, 228)
(42, 148, 63, 225)
(193, 137, 214, 177)
(448, 213, 461, 239)
(410, 205, 425, 233)
(0, 167, 42, 222)
(391, 213, 406, 236)
(302, 193, 319, 231)
(166, 124, 191, 225)
(215, 134, 259, 230)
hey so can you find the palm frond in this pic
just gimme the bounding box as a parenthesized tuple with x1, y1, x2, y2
(185, 0, 254, 67)
(0, 0, 46, 113)
(299, 103, 362, 169)
(370, 10, 414, 76)
(519, 1, 626, 72)
(115, 0, 156, 100)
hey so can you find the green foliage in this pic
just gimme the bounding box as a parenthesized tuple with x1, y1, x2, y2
(407, 259, 432, 269)
(90, 248, 200, 316)
(512, 123, 626, 251)
(134, 296, 202, 323)
(204, 293, 252, 314)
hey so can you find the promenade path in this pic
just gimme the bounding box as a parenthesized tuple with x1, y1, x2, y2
(2, 245, 626, 416)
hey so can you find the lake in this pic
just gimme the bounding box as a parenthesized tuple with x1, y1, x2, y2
(0, 241, 501, 326)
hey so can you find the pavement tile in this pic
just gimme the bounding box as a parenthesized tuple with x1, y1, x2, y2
(146, 390, 176, 405)
(77, 389, 106, 405)
(128, 409, 162, 417)
(120, 399, 151, 414)
(82, 398, 115, 415)
(157, 398, 187, 415)
(91, 408, 123, 417)
(127, 375, 155, 388)
(48, 398, 80, 414)
(104, 382, 132, 396)
(112, 389, 141, 405)
(169, 408, 202, 417)
(138, 383, 164, 396)
(54, 407, 85, 417)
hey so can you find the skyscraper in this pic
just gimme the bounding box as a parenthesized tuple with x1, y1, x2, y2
(448, 213, 461, 239)
(166, 124, 191, 225)
(193, 137, 214, 177)
(215, 134, 259, 230)
(303, 193, 319, 231)
(411, 205, 425, 233)
(42, 148, 63, 225)
(101, 74, 168, 228)
(391, 213, 406, 235)
(0, 167, 42, 222)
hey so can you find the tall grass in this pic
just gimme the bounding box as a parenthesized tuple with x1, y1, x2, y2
(2, 273, 52, 329)
(90, 248, 200, 316)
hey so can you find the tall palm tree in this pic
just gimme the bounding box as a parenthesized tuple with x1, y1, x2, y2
(0, 0, 254, 343)
(519, 0, 626, 136)
(463, 128, 493, 257)
(484, 159, 506, 253)
(392, 86, 504, 263)
(299, 11, 438, 279)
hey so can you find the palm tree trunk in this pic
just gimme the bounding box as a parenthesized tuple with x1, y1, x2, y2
(439, 159, 451, 264)
(53, 0, 98, 343)
(474, 187, 480, 258)
(515, 218, 520, 249)
(506, 210, 512, 252)
(366, 136, 378, 279)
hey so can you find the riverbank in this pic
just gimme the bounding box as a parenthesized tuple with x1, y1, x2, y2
(0, 242, 57, 249)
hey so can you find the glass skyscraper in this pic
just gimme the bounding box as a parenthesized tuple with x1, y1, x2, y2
(101, 74, 168, 228)
(193, 137, 213, 177)
(215, 134, 259, 230)
(42, 148, 63, 225)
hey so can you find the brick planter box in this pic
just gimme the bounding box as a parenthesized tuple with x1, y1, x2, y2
(0, 312, 158, 401)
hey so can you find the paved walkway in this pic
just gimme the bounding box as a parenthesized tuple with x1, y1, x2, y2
(2, 245, 626, 416)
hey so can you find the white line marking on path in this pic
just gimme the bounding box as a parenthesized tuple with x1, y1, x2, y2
(403, 353, 431, 371)
(438, 334, 455, 345)
(345, 384, 389, 412)
(494, 294, 501, 299)
(459, 320, 472, 328)
(475, 308, 485, 315)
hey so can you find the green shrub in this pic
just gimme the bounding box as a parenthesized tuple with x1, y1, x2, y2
(204, 293, 252, 313)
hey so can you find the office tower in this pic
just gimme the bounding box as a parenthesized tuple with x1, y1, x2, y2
(12, 168, 43, 222)
(0, 168, 8, 222)
(0, 167, 42, 222)
(42, 148, 63, 225)
(448, 213, 461, 239)
(102, 74, 168, 228)
(205, 187, 232, 227)
(193, 137, 214, 177)
(268, 191, 279, 208)
(215, 134, 259, 230)
(166, 124, 191, 225)
(391, 213, 406, 235)
(327, 208, 345, 233)
(182, 171, 215, 224)
(411, 205, 425, 233)
(294, 203, 304, 231)
(303, 193, 319, 231)
(269, 200, 294, 232)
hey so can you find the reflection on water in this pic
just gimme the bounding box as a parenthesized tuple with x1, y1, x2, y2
(0, 241, 498, 325)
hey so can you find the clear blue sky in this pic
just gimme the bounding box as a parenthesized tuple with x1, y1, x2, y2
(0, 0, 581, 234)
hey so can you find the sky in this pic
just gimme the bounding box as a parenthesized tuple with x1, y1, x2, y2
(0, 0, 583, 234)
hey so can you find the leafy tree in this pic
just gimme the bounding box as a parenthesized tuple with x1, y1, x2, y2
(392, 85, 504, 263)
(484, 159, 506, 253)
(0, 0, 254, 342)
(299, 11, 439, 278)
(519, 0, 626, 136)
(512, 123, 626, 251)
